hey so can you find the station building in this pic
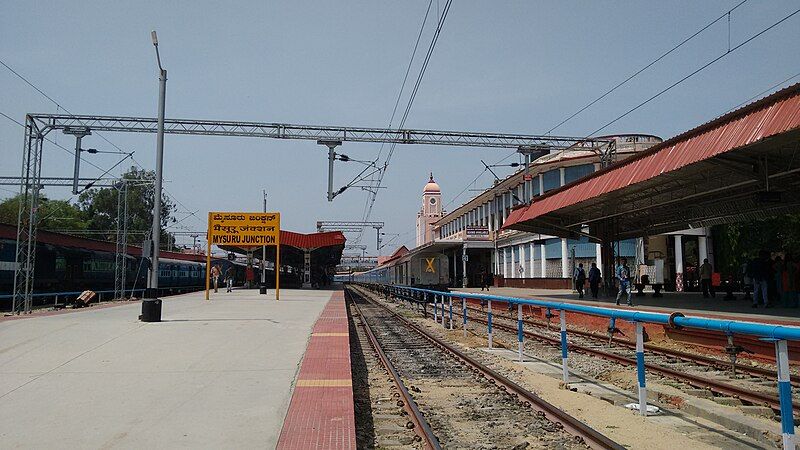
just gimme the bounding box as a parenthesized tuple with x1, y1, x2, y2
(426, 134, 717, 291)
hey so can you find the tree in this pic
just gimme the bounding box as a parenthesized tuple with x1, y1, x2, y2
(0, 194, 87, 230)
(712, 213, 800, 276)
(78, 166, 176, 248)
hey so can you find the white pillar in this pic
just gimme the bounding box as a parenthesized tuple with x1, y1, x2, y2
(636, 237, 645, 266)
(529, 242, 535, 278)
(674, 235, 684, 292)
(561, 238, 569, 278)
(559, 167, 566, 186)
(595, 243, 603, 269)
(538, 174, 544, 196)
(698, 235, 708, 262)
(502, 248, 509, 279)
(540, 243, 547, 278)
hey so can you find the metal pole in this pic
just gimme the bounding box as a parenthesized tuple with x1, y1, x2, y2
(327, 145, 335, 201)
(775, 340, 795, 449)
(560, 310, 569, 384)
(517, 303, 524, 362)
(432, 292, 437, 322)
(487, 299, 493, 349)
(72, 134, 83, 195)
(635, 322, 647, 416)
(462, 297, 467, 337)
(448, 297, 453, 330)
(142, 38, 166, 321)
(262, 190, 267, 293)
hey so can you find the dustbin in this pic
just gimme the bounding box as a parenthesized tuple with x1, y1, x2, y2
(141, 299, 162, 322)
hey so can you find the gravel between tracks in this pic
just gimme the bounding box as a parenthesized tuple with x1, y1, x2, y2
(351, 291, 591, 449)
(367, 292, 726, 450)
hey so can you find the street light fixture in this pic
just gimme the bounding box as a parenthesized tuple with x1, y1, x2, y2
(141, 30, 167, 322)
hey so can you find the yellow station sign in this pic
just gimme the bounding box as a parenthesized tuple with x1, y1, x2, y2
(208, 212, 280, 246)
(206, 212, 281, 300)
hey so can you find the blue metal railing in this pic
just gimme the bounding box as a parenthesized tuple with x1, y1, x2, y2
(354, 283, 798, 448)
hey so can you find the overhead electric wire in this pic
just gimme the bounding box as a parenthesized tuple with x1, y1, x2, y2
(0, 57, 137, 159)
(585, 6, 800, 138)
(546, 0, 749, 135)
(1, 58, 202, 244)
(358, 0, 454, 245)
(354, 0, 436, 242)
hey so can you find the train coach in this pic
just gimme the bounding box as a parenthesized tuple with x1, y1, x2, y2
(353, 246, 450, 291)
(0, 223, 247, 311)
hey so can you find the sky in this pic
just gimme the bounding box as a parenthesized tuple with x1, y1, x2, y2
(1, 1, 798, 254)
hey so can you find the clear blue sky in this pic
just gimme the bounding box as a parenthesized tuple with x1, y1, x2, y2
(1, 1, 798, 254)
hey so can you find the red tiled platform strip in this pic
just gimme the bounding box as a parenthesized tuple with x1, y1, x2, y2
(276, 291, 356, 450)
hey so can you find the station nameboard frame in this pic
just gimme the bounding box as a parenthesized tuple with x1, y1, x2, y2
(206, 212, 281, 300)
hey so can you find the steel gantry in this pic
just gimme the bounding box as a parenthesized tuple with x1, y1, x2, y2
(12, 112, 610, 313)
(316, 221, 386, 251)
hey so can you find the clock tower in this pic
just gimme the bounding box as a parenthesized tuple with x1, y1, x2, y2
(416, 173, 442, 247)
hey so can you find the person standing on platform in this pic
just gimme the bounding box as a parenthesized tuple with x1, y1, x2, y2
(748, 250, 770, 308)
(483, 271, 493, 292)
(783, 253, 797, 308)
(699, 258, 715, 298)
(573, 263, 586, 299)
(210, 265, 221, 293)
(774, 255, 784, 306)
(225, 266, 234, 293)
(615, 258, 633, 306)
(588, 262, 601, 299)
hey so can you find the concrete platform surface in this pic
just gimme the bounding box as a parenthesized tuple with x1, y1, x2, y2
(0, 288, 335, 449)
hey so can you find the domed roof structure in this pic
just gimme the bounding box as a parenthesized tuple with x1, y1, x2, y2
(423, 173, 440, 193)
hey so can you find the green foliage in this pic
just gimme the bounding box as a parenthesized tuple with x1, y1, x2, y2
(0, 194, 87, 230)
(712, 213, 800, 276)
(0, 167, 177, 249)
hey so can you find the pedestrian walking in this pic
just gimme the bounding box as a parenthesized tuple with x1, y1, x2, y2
(588, 262, 601, 299)
(699, 258, 715, 298)
(210, 265, 221, 293)
(573, 263, 586, 299)
(483, 271, 493, 292)
(748, 250, 770, 308)
(615, 258, 633, 306)
(783, 253, 797, 308)
(225, 266, 234, 293)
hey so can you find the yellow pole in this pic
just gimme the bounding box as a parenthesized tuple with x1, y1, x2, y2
(275, 242, 280, 301)
(205, 213, 211, 300)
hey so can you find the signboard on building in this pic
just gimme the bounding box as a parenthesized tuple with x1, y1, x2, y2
(465, 226, 490, 239)
(207, 212, 281, 300)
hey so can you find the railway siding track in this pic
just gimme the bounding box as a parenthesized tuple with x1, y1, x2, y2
(449, 304, 798, 414)
(347, 285, 623, 450)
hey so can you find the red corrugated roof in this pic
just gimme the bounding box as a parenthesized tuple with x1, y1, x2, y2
(377, 245, 409, 265)
(279, 230, 346, 250)
(503, 83, 800, 229)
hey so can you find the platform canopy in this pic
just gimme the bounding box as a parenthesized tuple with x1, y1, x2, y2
(219, 230, 346, 269)
(502, 83, 800, 241)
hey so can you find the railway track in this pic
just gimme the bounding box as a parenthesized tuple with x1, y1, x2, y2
(470, 304, 798, 386)
(433, 299, 798, 414)
(347, 285, 623, 450)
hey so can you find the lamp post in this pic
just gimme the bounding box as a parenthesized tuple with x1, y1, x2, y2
(142, 30, 167, 322)
(261, 190, 268, 294)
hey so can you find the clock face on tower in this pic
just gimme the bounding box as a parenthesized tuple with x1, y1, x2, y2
(429, 197, 437, 205)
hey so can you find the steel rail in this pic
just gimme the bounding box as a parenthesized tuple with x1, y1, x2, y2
(347, 290, 441, 449)
(350, 286, 624, 450)
(450, 305, 800, 413)
(474, 305, 799, 387)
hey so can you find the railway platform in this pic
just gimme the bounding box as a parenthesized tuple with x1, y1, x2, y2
(0, 288, 347, 449)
